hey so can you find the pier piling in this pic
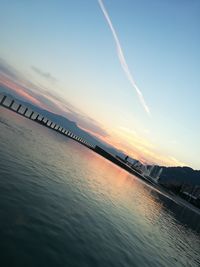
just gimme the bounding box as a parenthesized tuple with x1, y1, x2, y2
(9, 100, 15, 109)
(0, 95, 6, 105)
(30, 111, 34, 119)
(16, 104, 22, 113)
(24, 108, 28, 116)
(35, 114, 39, 120)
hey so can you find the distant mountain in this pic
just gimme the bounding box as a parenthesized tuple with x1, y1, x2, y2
(159, 166, 200, 187)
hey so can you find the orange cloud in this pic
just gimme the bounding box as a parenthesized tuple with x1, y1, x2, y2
(99, 126, 186, 167)
(0, 75, 43, 107)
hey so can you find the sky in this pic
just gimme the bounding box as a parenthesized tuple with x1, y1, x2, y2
(0, 0, 200, 169)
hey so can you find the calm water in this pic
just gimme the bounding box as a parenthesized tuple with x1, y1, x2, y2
(0, 107, 200, 267)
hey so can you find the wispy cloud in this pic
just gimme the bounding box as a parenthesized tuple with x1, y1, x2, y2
(98, 0, 150, 115)
(0, 58, 25, 83)
(31, 66, 57, 83)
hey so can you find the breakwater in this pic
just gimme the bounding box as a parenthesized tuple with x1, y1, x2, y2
(0, 94, 95, 150)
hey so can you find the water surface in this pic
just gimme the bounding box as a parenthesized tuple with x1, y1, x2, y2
(0, 107, 200, 267)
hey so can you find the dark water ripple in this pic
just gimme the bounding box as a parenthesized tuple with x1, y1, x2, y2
(0, 107, 200, 267)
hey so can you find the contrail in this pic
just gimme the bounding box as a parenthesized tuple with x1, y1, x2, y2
(98, 0, 150, 115)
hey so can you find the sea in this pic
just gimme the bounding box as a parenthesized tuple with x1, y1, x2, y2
(0, 106, 200, 267)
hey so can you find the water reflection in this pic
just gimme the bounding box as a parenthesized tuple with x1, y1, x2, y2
(1, 107, 200, 267)
(149, 189, 200, 234)
(71, 146, 200, 237)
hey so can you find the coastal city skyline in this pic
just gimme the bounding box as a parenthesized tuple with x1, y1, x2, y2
(0, 0, 200, 169)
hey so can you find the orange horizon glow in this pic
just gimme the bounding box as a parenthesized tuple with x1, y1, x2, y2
(91, 128, 186, 167)
(0, 75, 44, 107)
(0, 74, 186, 168)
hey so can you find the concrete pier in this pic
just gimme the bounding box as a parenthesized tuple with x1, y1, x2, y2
(0, 94, 94, 151)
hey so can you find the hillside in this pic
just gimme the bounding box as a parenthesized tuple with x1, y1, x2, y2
(159, 166, 200, 186)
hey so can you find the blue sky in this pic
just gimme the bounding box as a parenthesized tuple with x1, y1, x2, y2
(0, 0, 200, 169)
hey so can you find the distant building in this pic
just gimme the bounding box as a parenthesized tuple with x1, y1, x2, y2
(149, 165, 163, 181)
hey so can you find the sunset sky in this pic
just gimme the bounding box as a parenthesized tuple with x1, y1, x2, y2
(0, 0, 200, 169)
